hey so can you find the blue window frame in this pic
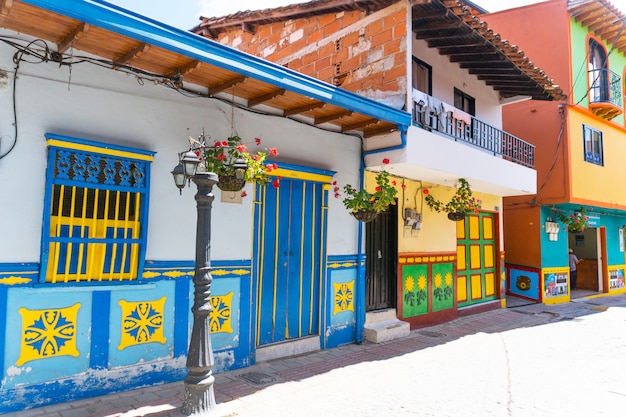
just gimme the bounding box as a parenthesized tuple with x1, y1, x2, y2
(39, 134, 154, 283)
(583, 125, 603, 166)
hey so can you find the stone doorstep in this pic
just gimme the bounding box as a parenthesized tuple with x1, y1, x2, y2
(363, 318, 410, 344)
(364, 308, 398, 325)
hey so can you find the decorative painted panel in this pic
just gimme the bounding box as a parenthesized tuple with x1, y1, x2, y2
(431, 263, 454, 312)
(210, 292, 234, 333)
(118, 297, 166, 350)
(333, 281, 354, 315)
(542, 267, 569, 304)
(609, 266, 625, 291)
(17, 304, 81, 366)
(402, 264, 429, 317)
(506, 264, 540, 301)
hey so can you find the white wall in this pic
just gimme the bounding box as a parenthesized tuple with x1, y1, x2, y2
(412, 37, 502, 128)
(0, 29, 361, 264)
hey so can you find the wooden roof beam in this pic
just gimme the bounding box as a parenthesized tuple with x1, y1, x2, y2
(315, 110, 352, 125)
(114, 43, 150, 67)
(208, 75, 247, 95)
(166, 60, 202, 78)
(341, 118, 379, 132)
(248, 88, 286, 107)
(0, 0, 13, 25)
(283, 101, 326, 116)
(57, 22, 90, 54)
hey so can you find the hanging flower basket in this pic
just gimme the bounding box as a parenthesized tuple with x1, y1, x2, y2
(447, 211, 466, 221)
(351, 210, 378, 223)
(217, 174, 246, 192)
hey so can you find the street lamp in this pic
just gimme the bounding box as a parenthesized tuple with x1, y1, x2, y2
(172, 136, 219, 415)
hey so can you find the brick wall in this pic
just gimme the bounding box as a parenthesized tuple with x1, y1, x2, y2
(204, 3, 408, 108)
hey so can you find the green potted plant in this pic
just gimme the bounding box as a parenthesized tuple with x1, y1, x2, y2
(336, 170, 399, 222)
(203, 135, 279, 191)
(558, 207, 590, 233)
(423, 178, 481, 221)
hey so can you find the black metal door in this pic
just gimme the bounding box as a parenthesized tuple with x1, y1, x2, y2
(365, 203, 398, 311)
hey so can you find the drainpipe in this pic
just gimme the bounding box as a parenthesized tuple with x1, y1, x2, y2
(355, 157, 366, 344)
(363, 128, 408, 159)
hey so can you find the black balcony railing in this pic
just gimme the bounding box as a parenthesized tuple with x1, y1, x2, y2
(412, 93, 535, 168)
(588, 68, 622, 108)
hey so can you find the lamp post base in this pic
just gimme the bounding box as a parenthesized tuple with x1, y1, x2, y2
(181, 378, 216, 415)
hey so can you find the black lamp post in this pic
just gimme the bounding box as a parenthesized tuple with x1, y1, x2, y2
(172, 143, 219, 415)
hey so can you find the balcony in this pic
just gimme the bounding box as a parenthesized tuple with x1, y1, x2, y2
(412, 90, 535, 168)
(588, 68, 623, 120)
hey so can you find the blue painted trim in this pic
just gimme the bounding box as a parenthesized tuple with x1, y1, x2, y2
(0, 365, 187, 413)
(144, 259, 252, 269)
(173, 278, 190, 357)
(22, 0, 410, 129)
(38, 143, 58, 283)
(355, 157, 367, 344)
(0, 262, 39, 273)
(90, 291, 110, 369)
(45, 133, 156, 157)
(272, 161, 336, 177)
(0, 287, 7, 379)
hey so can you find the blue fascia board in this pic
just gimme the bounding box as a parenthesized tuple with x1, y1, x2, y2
(21, 0, 411, 130)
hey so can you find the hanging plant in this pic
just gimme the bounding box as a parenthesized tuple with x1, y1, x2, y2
(423, 178, 481, 219)
(334, 161, 399, 222)
(558, 207, 590, 233)
(202, 135, 280, 191)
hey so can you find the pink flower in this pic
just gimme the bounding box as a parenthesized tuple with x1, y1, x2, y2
(237, 144, 247, 153)
(382, 158, 390, 164)
(255, 137, 261, 145)
(217, 153, 227, 161)
(269, 148, 278, 156)
(266, 163, 274, 172)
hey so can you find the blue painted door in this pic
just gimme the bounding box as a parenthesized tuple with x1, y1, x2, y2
(254, 177, 325, 346)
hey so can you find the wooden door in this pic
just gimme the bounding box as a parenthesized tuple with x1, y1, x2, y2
(365, 204, 398, 311)
(253, 177, 326, 346)
(456, 212, 497, 307)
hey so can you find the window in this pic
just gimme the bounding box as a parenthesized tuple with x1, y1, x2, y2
(40, 134, 154, 283)
(454, 88, 475, 116)
(412, 57, 432, 94)
(583, 125, 603, 166)
(588, 38, 608, 103)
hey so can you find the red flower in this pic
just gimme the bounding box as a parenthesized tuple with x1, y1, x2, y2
(332, 181, 337, 186)
(589, 207, 593, 211)
(255, 137, 261, 145)
(392, 180, 397, 186)
(375, 186, 381, 192)
(241, 191, 248, 198)
(237, 144, 248, 153)
(217, 153, 227, 161)
(272, 179, 280, 188)
(423, 189, 429, 195)
(266, 163, 274, 172)
(269, 148, 278, 156)
(382, 158, 390, 164)
(214, 141, 221, 147)
(222, 141, 228, 146)
(272, 163, 278, 170)
(194, 150, 201, 156)
(401, 184, 407, 190)
(334, 193, 340, 198)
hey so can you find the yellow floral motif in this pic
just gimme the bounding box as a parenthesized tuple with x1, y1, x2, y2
(333, 281, 355, 315)
(434, 273, 442, 289)
(17, 304, 81, 366)
(209, 292, 233, 333)
(118, 297, 166, 350)
(445, 272, 453, 287)
(404, 275, 415, 293)
(417, 275, 427, 291)
(0, 276, 33, 285)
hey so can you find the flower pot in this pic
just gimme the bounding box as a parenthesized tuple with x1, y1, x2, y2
(217, 174, 246, 192)
(351, 210, 378, 223)
(447, 211, 466, 221)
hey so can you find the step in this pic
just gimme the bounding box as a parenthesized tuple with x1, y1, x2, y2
(363, 318, 410, 344)
(364, 308, 399, 325)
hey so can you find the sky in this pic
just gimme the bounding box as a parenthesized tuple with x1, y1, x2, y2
(105, 0, 626, 31)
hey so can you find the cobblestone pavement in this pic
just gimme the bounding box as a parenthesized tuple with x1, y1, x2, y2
(7, 294, 626, 417)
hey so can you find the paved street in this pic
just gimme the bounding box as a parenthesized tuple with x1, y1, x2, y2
(8, 294, 626, 417)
